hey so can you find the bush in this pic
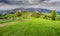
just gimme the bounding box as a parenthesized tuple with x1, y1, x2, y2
(31, 12, 41, 18)
(4, 14, 16, 19)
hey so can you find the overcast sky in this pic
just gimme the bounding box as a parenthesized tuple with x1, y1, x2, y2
(0, 0, 60, 11)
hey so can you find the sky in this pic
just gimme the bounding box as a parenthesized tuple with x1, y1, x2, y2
(0, 0, 60, 11)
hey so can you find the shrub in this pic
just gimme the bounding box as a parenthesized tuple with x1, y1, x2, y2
(4, 14, 16, 19)
(31, 12, 41, 18)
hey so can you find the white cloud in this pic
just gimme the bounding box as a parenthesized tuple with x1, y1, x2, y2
(0, 5, 21, 10)
(0, 0, 60, 11)
(0, 4, 60, 11)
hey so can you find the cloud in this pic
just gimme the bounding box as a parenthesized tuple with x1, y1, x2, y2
(0, 0, 47, 5)
(0, 0, 60, 5)
(0, 5, 20, 10)
(0, 0, 60, 11)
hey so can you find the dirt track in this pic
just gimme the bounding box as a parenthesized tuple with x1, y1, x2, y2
(0, 19, 31, 27)
(0, 21, 20, 27)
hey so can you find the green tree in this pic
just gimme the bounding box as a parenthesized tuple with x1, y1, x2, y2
(50, 10, 57, 21)
(15, 10, 22, 17)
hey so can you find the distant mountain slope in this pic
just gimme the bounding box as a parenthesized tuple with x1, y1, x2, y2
(0, 8, 60, 15)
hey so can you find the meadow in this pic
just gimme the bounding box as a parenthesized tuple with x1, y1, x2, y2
(0, 10, 60, 36)
(0, 18, 60, 36)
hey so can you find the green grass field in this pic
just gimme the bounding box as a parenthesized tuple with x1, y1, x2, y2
(0, 18, 60, 36)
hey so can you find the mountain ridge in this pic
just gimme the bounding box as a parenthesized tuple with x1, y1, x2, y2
(0, 8, 60, 15)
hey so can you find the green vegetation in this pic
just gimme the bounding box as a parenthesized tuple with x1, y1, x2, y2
(0, 10, 59, 24)
(15, 10, 22, 17)
(0, 10, 60, 36)
(0, 10, 59, 21)
(31, 12, 41, 18)
(0, 19, 16, 24)
(0, 18, 60, 36)
(50, 10, 57, 21)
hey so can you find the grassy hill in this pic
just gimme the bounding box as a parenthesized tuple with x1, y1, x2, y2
(0, 18, 60, 36)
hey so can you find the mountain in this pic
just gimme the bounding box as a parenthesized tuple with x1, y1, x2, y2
(0, 8, 60, 15)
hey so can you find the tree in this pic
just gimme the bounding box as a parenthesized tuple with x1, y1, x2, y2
(15, 10, 22, 17)
(50, 10, 57, 21)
